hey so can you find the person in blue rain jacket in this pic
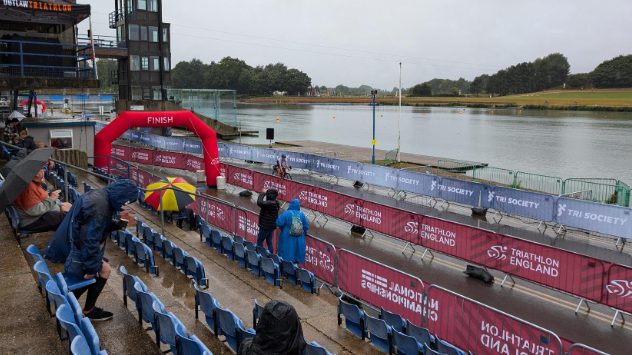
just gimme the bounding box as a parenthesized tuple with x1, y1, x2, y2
(275, 199, 309, 264)
(45, 179, 138, 321)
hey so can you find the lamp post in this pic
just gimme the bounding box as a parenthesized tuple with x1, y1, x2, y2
(371, 90, 377, 164)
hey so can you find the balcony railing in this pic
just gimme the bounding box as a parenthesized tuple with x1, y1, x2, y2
(0, 38, 95, 79)
(109, 10, 125, 29)
(77, 35, 126, 50)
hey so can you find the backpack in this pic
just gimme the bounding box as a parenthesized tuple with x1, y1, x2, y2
(289, 211, 303, 236)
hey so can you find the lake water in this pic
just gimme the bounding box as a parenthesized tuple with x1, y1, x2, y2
(196, 103, 632, 183)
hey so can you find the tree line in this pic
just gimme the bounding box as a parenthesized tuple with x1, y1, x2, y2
(171, 57, 312, 96)
(409, 54, 632, 97)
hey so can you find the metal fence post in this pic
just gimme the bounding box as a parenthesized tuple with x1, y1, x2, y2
(159, 189, 165, 236)
(63, 163, 69, 203)
(19, 42, 24, 76)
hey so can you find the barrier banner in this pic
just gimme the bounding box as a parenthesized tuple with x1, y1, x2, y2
(418, 215, 485, 256)
(153, 151, 186, 170)
(251, 147, 279, 165)
(137, 169, 153, 187)
(312, 157, 344, 176)
(299, 235, 336, 285)
(150, 134, 166, 149)
(227, 144, 253, 161)
(337, 249, 425, 326)
(227, 165, 254, 190)
(604, 264, 632, 314)
(111, 145, 131, 161)
(130, 148, 154, 165)
(482, 185, 556, 221)
(184, 139, 203, 154)
(396, 170, 434, 196)
(296, 185, 334, 215)
(235, 208, 259, 244)
(429, 176, 481, 206)
(285, 152, 312, 170)
(555, 197, 631, 239)
(111, 160, 129, 176)
(217, 143, 229, 157)
(335, 195, 366, 226)
(567, 343, 609, 355)
(186, 156, 204, 172)
(253, 173, 296, 203)
(425, 285, 563, 355)
(164, 137, 185, 152)
(189, 198, 235, 234)
(130, 166, 139, 183)
(219, 163, 227, 177)
(129, 131, 141, 143)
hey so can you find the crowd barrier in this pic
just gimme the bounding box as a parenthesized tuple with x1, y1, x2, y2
(109, 145, 632, 319)
(425, 285, 563, 355)
(97, 121, 631, 241)
(84, 157, 613, 355)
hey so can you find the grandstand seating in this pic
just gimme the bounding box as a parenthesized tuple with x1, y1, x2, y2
(154, 302, 189, 354)
(405, 321, 434, 350)
(305, 341, 335, 355)
(252, 299, 264, 328)
(381, 307, 406, 333)
(261, 256, 281, 287)
(185, 256, 208, 287)
(337, 297, 365, 339)
(194, 282, 221, 332)
(366, 314, 392, 353)
(297, 268, 316, 294)
(215, 308, 255, 353)
(392, 329, 423, 355)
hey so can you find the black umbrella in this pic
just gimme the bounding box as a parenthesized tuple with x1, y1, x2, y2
(0, 148, 28, 178)
(0, 148, 54, 212)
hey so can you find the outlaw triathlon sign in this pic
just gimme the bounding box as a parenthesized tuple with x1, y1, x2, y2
(1, 0, 91, 24)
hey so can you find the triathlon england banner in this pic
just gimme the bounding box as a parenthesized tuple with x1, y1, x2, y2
(337, 249, 426, 326)
(425, 285, 563, 355)
(299, 235, 336, 285)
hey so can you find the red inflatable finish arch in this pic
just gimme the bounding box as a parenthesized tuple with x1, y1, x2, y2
(94, 111, 220, 186)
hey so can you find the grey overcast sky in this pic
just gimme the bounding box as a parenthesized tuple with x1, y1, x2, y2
(80, 0, 632, 89)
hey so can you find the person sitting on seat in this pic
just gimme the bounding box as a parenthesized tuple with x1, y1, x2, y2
(18, 130, 37, 153)
(12, 167, 71, 232)
(274, 155, 290, 177)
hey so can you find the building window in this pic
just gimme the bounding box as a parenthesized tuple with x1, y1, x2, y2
(140, 26, 148, 41)
(148, 0, 158, 12)
(132, 86, 142, 100)
(143, 88, 151, 100)
(163, 28, 169, 43)
(117, 25, 123, 43)
(141, 56, 149, 70)
(150, 56, 160, 71)
(149, 26, 158, 42)
(130, 55, 140, 71)
(127, 0, 133, 13)
(153, 87, 162, 100)
(129, 24, 139, 41)
(138, 0, 146, 10)
(164, 57, 170, 72)
(50, 130, 73, 149)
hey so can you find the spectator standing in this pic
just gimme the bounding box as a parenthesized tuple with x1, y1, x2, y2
(275, 199, 308, 264)
(12, 167, 71, 232)
(3, 118, 18, 143)
(45, 179, 138, 321)
(257, 188, 279, 253)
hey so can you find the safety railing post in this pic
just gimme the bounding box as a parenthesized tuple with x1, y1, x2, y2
(159, 189, 165, 237)
(63, 163, 69, 203)
(19, 42, 24, 76)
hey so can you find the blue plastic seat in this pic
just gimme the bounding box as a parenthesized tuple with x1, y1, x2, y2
(270, 254, 282, 265)
(26, 244, 46, 293)
(154, 302, 189, 354)
(71, 334, 108, 355)
(406, 321, 434, 350)
(297, 268, 316, 293)
(141, 224, 153, 245)
(7, 205, 37, 239)
(135, 282, 165, 330)
(244, 241, 255, 251)
(304, 341, 334, 355)
(221, 236, 234, 260)
(135, 241, 159, 275)
(238, 327, 256, 346)
(337, 297, 365, 339)
(255, 245, 270, 258)
(185, 256, 207, 287)
(435, 336, 466, 355)
(135, 218, 146, 237)
(56, 304, 83, 346)
(120, 266, 147, 309)
(194, 282, 220, 333)
(177, 334, 212, 355)
(233, 235, 245, 245)
(425, 344, 445, 355)
(393, 329, 423, 355)
(233, 242, 247, 268)
(153, 232, 167, 254)
(211, 230, 222, 253)
(246, 250, 261, 276)
(261, 257, 281, 287)
(125, 231, 139, 256)
(381, 307, 406, 333)
(200, 224, 212, 246)
(173, 247, 189, 270)
(66, 292, 84, 324)
(163, 240, 177, 263)
(45, 280, 68, 313)
(252, 299, 264, 327)
(215, 308, 254, 353)
(80, 317, 102, 355)
(280, 260, 297, 284)
(34, 261, 95, 309)
(366, 314, 392, 353)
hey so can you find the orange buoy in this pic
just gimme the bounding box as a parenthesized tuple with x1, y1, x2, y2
(276, 117, 279, 121)
(459, 112, 462, 114)
(333, 116, 336, 119)
(519, 110, 522, 114)
(422, 113, 425, 115)
(380, 114, 383, 117)
(491, 110, 494, 114)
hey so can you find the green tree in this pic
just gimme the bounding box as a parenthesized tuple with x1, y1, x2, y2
(171, 58, 208, 88)
(470, 74, 489, 96)
(567, 73, 591, 88)
(285, 68, 312, 95)
(591, 55, 632, 88)
(450, 87, 460, 96)
(204, 56, 251, 89)
(96, 59, 118, 92)
(410, 83, 432, 96)
(320, 85, 328, 93)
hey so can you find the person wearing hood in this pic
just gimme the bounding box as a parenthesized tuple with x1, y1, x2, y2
(257, 188, 280, 254)
(275, 199, 308, 264)
(18, 130, 37, 153)
(45, 179, 138, 321)
(238, 300, 306, 355)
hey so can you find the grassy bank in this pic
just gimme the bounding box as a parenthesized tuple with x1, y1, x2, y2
(243, 88, 632, 111)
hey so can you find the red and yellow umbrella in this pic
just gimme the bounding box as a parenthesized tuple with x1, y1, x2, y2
(144, 177, 196, 211)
